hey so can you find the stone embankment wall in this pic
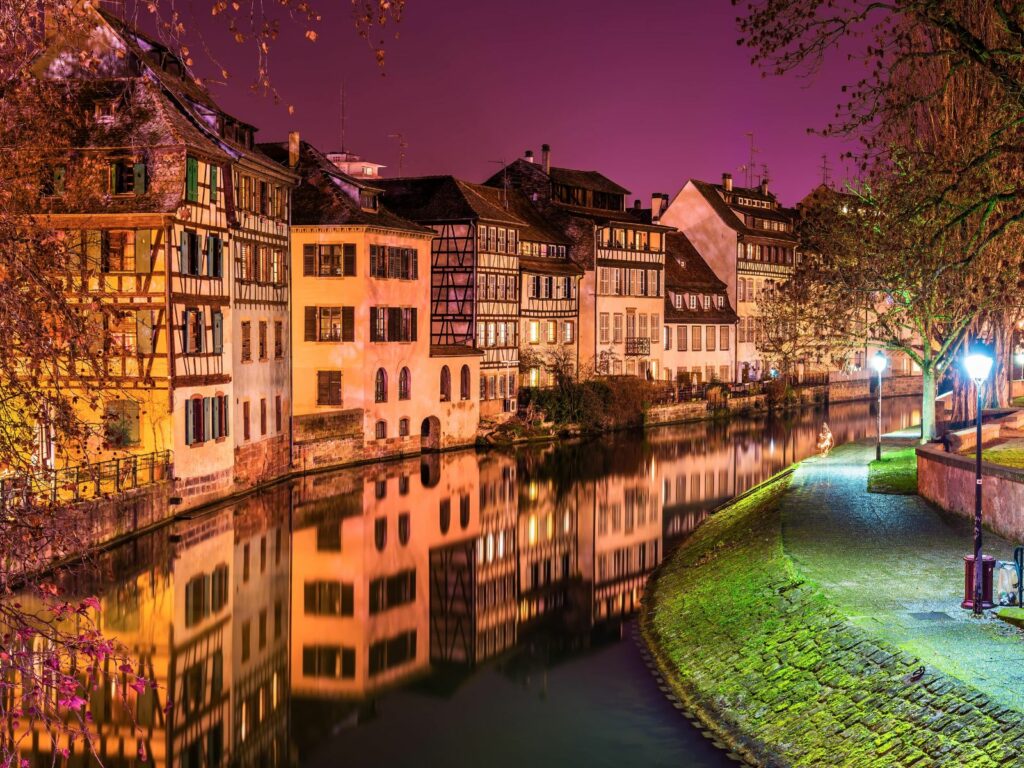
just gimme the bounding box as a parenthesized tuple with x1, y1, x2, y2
(829, 373, 922, 403)
(83, 480, 174, 550)
(918, 444, 1024, 543)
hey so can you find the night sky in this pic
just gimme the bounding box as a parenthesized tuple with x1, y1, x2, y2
(191, 0, 861, 206)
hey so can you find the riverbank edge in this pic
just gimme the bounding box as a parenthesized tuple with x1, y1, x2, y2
(639, 463, 1024, 767)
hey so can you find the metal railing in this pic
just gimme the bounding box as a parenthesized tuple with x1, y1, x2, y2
(624, 337, 651, 356)
(0, 450, 172, 510)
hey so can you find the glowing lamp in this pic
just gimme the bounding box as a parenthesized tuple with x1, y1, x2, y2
(964, 352, 993, 383)
(1015, 351, 1024, 366)
(870, 351, 887, 374)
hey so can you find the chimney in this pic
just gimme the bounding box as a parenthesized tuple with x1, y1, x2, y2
(760, 178, 769, 196)
(288, 131, 300, 170)
(651, 192, 667, 223)
(633, 199, 642, 211)
(524, 150, 534, 163)
(722, 172, 733, 192)
(541, 143, 551, 174)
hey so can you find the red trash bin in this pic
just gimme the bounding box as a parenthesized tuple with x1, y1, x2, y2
(961, 555, 996, 610)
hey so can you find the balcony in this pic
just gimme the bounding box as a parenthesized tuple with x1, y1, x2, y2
(625, 336, 650, 356)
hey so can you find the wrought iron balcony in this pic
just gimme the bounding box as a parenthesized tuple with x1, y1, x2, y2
(625, 336, 650, 356)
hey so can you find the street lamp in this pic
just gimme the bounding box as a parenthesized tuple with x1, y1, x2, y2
(964, 350, 994, 616)
(870, 351, 887, 461)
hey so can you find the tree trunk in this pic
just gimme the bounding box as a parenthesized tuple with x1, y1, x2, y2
(993, 313, 1013, 408)
(921, 366, 937, 442)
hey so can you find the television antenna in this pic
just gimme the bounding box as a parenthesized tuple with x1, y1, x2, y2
(744, 132, 758, 187)
(388, 133, 408, 176)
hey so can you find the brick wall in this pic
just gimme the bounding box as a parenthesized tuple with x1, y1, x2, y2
(234, 434, 290, 488)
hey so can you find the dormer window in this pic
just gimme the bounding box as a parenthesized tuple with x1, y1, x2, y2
(363, 166, 375, 177)
(716, 295, 724, 308)
(674, 294, 682, 309)
(688, 294, 697, 309)
(109, 158, 146, 196)
(703, 295, 711, 309)
(94, 100, 117, 123)
(359, 190, 378, 210)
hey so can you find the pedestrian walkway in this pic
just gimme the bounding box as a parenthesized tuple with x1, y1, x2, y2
(782, 440, 1024, 712)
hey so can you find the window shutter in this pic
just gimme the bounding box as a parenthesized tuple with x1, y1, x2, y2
(136, 310, 154, 355)
(223, 399, 229, 436)
(210, 396, 220, 438)
(203, 397, 212, 442)
(181, 311, 191, 354)
(135, 228, 152, 273)
(388, 308, 401, 342)
(179, 232, 189, 274)
(304, 307, 317, 341)
(316, 373, 328, 405)
(303, 244, 315, 276)
(369, 307, 378, 342)
(186, 157, 198, 201)
(342, 307, 355, 342)
(343, 244, 356, 276)
(411, 308, 418, 341)
(184, 399, 193, 445)
(133, 162, 147, 195)
(213, 237, 222, 277)
(108, 162, 117, 194)
(411, 249, 418, 279)
(212, 312, 223, 353)
(53, 165, 66, 195)
(196, 310, 205, 352)
(210, 165, 218, 202)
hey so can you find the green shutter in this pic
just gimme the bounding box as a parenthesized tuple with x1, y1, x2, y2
(212, 312, 223, 353)
(210, 165, 218, 202)
(136, 228, 152, 273)
(53, 165, 66, 195)
(196, 310, 205, 352)
(186, 157, 199, 202)
(211, 396, 220, 439)
(184, 399, 193, 445)
(223, 399, 229, 437)
(133, 162, 146, 195)
(203, 397, 212, 442)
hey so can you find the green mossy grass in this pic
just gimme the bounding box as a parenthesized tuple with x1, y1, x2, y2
(978, 447, 1024, 470)
(867, 447, 918, 494)
(642, 469, 1016, 767)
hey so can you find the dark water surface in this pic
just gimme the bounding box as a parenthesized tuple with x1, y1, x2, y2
(33, 396, 921, 767)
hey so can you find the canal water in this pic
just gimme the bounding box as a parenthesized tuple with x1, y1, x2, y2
(36, 396, 921, 767)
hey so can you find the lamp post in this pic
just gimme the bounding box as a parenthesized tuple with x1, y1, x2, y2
(870, 351, 887, 460)
(964, 351, 994, 616)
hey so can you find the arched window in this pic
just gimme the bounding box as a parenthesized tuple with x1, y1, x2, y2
(460, 365, 471, 400)
(440, 366, 451, 402)
(459, 493, 470, 529)
(375, 368, 387, 403)
(399, 367, 411, 400)
(375, 420, 387, 440)
(439, 498, 451, 534)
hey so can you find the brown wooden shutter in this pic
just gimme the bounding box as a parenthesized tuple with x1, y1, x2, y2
(304, 307, 317, 341)
(343, 244, 356, 276)
(342, 307, 355, 342)
(303, 244, 315, 276)
(411, 308, 418, 341)
(388, 308, 401, 341)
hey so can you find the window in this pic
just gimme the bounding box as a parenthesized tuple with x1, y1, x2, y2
(399, 367, 411, 400)
(677, 325, 687, 351)
(546, 321, 557, 343)
(304, 244, 357, 277)
(368, 631, 417, 676)
(241, 621, 251, 662)
(243, 401, 251, 441)
(316, 371, 342, 406)
(375, 369, 388, 403)
(275, 395, 282, 433)
(460, 365, 471, 400)
(179, 230, 202, 276)
(599, 313, 610, 344)
(459, 493, 470, 528)
(706, 326, 716, 351)
(613, 314, 623, 344)
(258, 321, 267, 360)
(374, 517, 387, 550)
(369, 245, 418, 279)
(302, 646, 355, 679)
(304, 581, 354, 616)
(183, 309, 205, 354)
(260, 398, 267, 435)
(440, 366, 451, 402)
(369, 570, 416, 614)
(720, 326, 730, 350)
(370, 307, 418, 342)
(184, 395, 228, 444)
(240, 321, 251, 362)
(692, 325, 702, 351)
(274, 321, 284, 358)
(651, 314, 659, 342)
(185, 156, 199, 201)
(305, 306, 355, 342)
(375, 420, 387, 440)
(109, 158, 146, 196)
(528, 321, 540, 344)
(316, 522, 341, 551)
(104, 400, 140, 447)
(399, 417, 410, 437)
(101, 230, 133, 272)
(563, 320, 574, 344)
(440, 499, 451, 533)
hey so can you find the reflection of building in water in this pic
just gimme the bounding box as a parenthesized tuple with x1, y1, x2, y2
(289, 451, 518, 702)
(14, 486, 290, 768)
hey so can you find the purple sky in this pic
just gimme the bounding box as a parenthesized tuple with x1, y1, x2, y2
(195, 0, 861, 206)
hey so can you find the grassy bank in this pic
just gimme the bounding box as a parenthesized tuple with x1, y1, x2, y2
(642, 469, 1020, 767)
(867, 447, 918, 494)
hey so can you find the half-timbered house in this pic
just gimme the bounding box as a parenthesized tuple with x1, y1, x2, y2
(484, 147, 672, 380)
(378, 177, 525, 420)
(263, 140, 480, 468)
(27, 8, 296, 507)
(656, 174, 799, 381)
(661, 232, 738, 385)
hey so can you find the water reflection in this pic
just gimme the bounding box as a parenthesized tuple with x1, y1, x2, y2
(32, 396, 920, 767)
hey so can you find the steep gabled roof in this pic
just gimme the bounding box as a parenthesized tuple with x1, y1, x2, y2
(548, 166, 629, 196)
(688, 179, 798, 242)
(377, 176, 526, 226)
(259, 141, 431, 233)
(663, 232, 737, 324)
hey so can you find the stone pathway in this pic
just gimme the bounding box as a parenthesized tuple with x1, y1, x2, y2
(782, 439, 1024, 713)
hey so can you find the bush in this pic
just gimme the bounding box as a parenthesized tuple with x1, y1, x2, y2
(519, 376, 661, 431)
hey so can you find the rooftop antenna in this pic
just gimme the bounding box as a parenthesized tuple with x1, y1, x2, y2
(489, 159, 508, 206)
(339, 84, 347, 153)
(744, 132, 758, 188)
(820, 154, 832, 188)
(759, 163, 770, 186)
(388, 132, 408, 176)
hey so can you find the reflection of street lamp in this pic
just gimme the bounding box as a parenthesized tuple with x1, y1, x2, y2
(870, 351, 887, 461)
(964, 351, 994, 616)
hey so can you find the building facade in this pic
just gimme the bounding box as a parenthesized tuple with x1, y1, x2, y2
(485, 147, 671, 380)
(265, 140, 480, 470)
(661, 232, 738, 385)
(657, 174, 798, 381)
